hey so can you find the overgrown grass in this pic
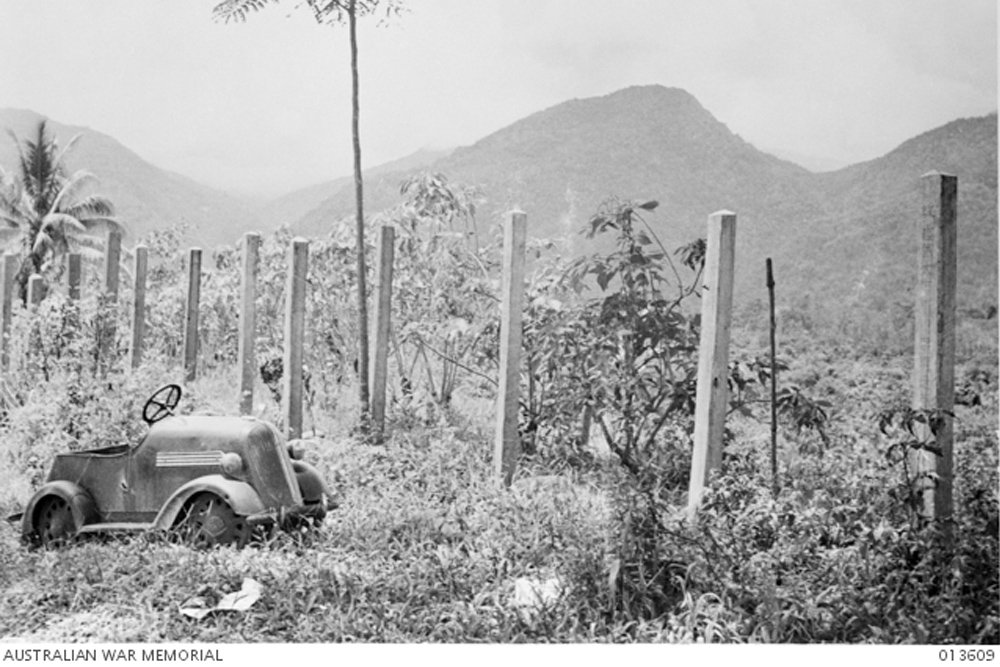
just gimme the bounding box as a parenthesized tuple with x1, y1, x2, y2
(1, 348, 997, 643)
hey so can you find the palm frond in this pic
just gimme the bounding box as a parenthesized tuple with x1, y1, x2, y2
(74, 216, 125, 236)
(0, 177, 26, 225)
(10, 121, 66, 214)
(66, 243, 105, 261)
(57, 193, 116, 221)
(51, 133, 83, 175)
(32, 230, 52, 253)
(47, 170, 104, 216)
(0, 212, 27, 229)
(66, 234, 106, 253)
(41, 212, 87, 235)
(212, 0, 277, 23)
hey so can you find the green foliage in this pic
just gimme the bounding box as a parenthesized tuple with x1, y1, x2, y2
(0, 171, 996, 643)
(388, 172, 497, 417)
(1, 351, 997, 642)
(776, 384, 832, 450)
(531, 197, 703, 473)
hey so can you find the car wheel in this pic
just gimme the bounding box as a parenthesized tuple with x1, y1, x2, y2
(35, 496, 77, 548)
(178, 493, 249, 549)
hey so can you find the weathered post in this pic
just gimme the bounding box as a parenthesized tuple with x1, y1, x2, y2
(493, 211, 527, 487)
(282, 238, 308, 440)
(67, 253, 81, 302)
(912, 171, 957, 541)
(26, 274, 44, 377)
(99, 230, 122, 372)
(129, 245, 148, 369)
(183, 248, 202, 383)
(370, 224, 395, 439)
(767, 258, 779, 496)
(238, 232, 260, 415)
(27, 274, 44, 307)
(103, 230, 121, 297)
(0, 254, 17, 371)
(687, 210, 737, 516)
(64, 252, 83, 372)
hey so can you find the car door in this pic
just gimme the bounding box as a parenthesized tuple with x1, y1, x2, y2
(126, 418, 227, 520)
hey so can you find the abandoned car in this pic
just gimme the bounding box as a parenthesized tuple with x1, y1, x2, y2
(10, 384, 333, 548)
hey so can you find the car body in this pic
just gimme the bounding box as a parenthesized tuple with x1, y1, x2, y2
(10, 385, 333, 549)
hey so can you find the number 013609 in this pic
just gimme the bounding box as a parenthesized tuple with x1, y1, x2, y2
(939, 649, 996, 662)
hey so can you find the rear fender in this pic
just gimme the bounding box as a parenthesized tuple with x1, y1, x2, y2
(291, 460, 330, 504)
(21, 481, 98, 542)
(154, 474, 265, 530)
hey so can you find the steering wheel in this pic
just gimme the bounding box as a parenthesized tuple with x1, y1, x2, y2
(143, 384, 182, 425)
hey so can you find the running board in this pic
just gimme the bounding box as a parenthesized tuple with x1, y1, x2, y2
(78, 522, 156, 534)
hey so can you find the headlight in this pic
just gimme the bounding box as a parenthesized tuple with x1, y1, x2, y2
(220, 452, 244, 477)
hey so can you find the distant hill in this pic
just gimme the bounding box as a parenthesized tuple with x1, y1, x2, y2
(795, 114, 998, 319)
(294, 86, 827, 249)
(290, 86, 997, 322)
(260, 147, 452, 230)
(0, 108, 266, 252)
(2, 89, 994, 340)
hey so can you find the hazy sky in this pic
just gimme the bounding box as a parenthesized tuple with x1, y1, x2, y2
(0, 0, 996, 197)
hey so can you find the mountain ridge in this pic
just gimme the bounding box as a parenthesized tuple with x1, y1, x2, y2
(1, 87, 994, 330)
(290, 85, 996, 320)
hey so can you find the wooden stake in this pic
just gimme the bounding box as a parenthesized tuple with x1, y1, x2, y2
(912, 171, 957, 541)
(238, 233, 260, 415)
(283, 238, 309, 440)
(767, 257, 779, 496)
(494, 211, 527, 487)
(370, 225, 395, 438)
(687, 210, 737, 515)
(183, 248, 202, 383)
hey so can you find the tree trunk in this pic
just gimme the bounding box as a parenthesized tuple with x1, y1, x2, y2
(349, 0, 371, 421)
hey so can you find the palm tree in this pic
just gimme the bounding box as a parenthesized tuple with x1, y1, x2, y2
(0, 120, 121, 300)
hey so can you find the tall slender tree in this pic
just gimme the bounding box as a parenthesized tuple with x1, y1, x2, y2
(0, 120, 121, 300)
(213, 0, 404, 422)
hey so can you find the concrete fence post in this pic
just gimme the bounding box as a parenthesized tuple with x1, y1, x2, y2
(0, 254, 17, 371)
(129, 245, 148, 369)
(183, 248, 202, 383)
(687, 210, 737, 516)
(912, 171, 957, 542)
(282, 238, 309, 440)
(67, 253, 81, 302)
(238, 233, 260, 415)
(493, 211, 527, 487)
(370, 224, 395, 439)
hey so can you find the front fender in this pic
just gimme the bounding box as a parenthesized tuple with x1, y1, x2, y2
(153, 475, 266, 530)
(21, 481, 98, 543)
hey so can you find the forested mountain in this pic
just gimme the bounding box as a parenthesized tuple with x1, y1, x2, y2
(4, 87, 994, 332)
(261, 147, 452, 231)
(291, 86, 997, 322)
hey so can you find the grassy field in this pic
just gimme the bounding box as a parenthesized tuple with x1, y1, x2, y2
(1, 338, 997, 643)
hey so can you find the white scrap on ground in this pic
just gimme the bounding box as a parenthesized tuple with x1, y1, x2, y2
(180, 577, 262, 620)
(511, 576, 565, 622)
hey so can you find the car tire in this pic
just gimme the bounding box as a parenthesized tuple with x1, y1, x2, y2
(34, 495, 77, 549)
(177, 493, 249, 549)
